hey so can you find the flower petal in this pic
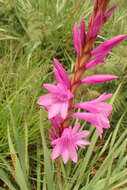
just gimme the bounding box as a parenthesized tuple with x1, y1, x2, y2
(104, 5, 117, 21)
(72, 122, 80, 133)
(36, 93, 54, 106)
(54, 58, 71, 88)
(48, 104, 61, 119)
(75, 102, 112, 116)
(90, 93, 112, 102)
(60, 102, 68, 119)
(76, 130, 90, 139)
(49, 130, 58, 139)
(85, 57, 104, 70)
(92, 34, 127, 57)
(62, 149, 69, 164)
(50, 118, 61, 133)
(73, 23, 81, 54)
(69, 145, 78, 163)
(81, 74, 118, 84)
(54, 68, 65, 84)
(73, 112, 110, 137)
(51, 144, 61, 160)
(80, 18, 86, 47)
(44, 84, 58, 93)
(88, 12, 103, 38)
(76, 140, 90, 147)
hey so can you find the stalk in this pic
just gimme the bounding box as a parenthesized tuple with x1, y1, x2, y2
(56, 158, 63, 190)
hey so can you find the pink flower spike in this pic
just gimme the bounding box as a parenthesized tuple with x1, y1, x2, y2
(53, 58, 71, 88)
(88, 12, 103, 38)
(85, 57, 104, 70)
(81, 74, 118, 84)
(104, 5, 117, 21)
(80, 19, 86, 47)
(73, 23, 81, 54)
(73, 113, 110, 138)
(36, 83, 73, 119)
(92, 34, 127, 57)
(51, 123, 90, 164)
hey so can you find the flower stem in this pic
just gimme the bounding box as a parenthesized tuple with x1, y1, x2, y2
(56, 158, 63, 190)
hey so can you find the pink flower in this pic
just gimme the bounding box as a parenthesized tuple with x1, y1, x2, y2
(104, 5, 117, 21)
(36, 83, 73, 119)
(85, 56, 104, 70)
(86, 34, 127, 70)
(92, 34, 127, 57)
(51, 123, 90, 163)
(73, 93, 112, 137)
(49, 115, 63, 139)
(73, 113, 110, 138)
(50, 115, 62, 133)
(53, 58, 71, 88)
(81, 74, 118, 84)
(73, 23, 80, 54)
(89, 93, 112, 102)
(80, 19, 86, 47)
(88, 12, 103, 38)
(74, 93, 112, 116)
(73, 19, 86, 54)
(49, 129, 58, 140)
(85, 34, 127, 70)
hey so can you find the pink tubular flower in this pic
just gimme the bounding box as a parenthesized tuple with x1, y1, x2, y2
(92, 34, 127, 57)
(74, 93, 112, 116)
(73, 23, 81, 54)
(89, 93, 112, 102)
(49, 129, 58, 140)
(104, 5, 117, 21)
(50, 116, 62, 133)
(51, 123, 90, 164)
(81, 74, 118, 84)
(53, 58, 71, 88)
(73, 112, 110, 138)
(86, 35, 127, 70)
(85, 34, 127, 70)
(88, 12, 103, 38)
(80, 19, 86, 47)
(73, 93, 112, 137)
(85, 56, 104, 70)
(36, 83, 73, 119)
(73, 19, 86, 54)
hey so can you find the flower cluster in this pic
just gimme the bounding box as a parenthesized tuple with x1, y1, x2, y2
(37, 2, 127, 164)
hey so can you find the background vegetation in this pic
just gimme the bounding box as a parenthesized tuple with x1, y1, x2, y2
(0, 0, 127, 189)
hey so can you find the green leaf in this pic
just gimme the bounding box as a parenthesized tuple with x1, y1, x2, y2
(8, 127, 30, 190)
(0, 169, 16, 190)
(39, 110, 54, 190)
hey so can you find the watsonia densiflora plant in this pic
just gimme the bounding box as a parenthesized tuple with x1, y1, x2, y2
(36, 0, 127, 188)
(37, 0, 127, 163)
(1, 0, 127, 190)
